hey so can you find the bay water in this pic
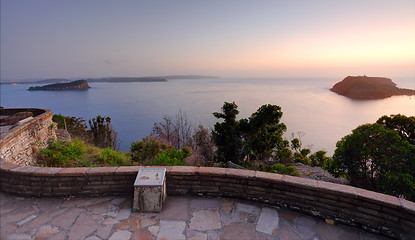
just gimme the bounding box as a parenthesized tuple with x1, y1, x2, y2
(1, 77, 414, 155)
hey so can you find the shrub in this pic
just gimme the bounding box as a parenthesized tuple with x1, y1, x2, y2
(271, 163, 300, 176)
(130, 136, 168, 164)
(100, 148, 130, 166)
(38, 139, 85, 167)
(151, 146, 192, 166)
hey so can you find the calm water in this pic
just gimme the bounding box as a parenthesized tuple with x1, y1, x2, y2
(1, 77, 414, 155)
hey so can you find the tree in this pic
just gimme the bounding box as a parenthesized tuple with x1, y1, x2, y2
(52, 114, 89, 140)
(376, 114, 415, 146)
(328, 123, 415, 200)
(212, 102, 243, 163)
(243, 104, 287, 161)
(89, 115, 120, 150)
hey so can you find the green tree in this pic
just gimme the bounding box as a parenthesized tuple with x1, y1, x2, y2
(328, 123, 415, 200)
(376, 114, 415, 146)
(52, 114, 89, 140)
(243, 104, 287, 161)
(212, 102, 243, 163)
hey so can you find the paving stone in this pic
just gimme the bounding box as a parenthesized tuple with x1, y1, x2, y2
(185, 229, 199, 238)
(221, 213, 235, 226)
(235, 202, 261, 216)
(96, 224, 113, 239)
(36, 199, 61, 212)
(68, 212, 100, 240)
(157, 220, 186, 240)
(115, 208, 131, 221)
(278, 209, 297, 223)
(18, 214, 51, 233)
(1, 223, 18, 239)
(46, 231, 66, 240)
(360, 231, 390, 240)
(158, 197, 189, 220)
(297, 224, 317, 239)
(256, 207, 279, 235)
(221, 223, 255, 240)
(247, 215, 257, 223)
(17, 215, 37, 227)
(102, 217, 120, 225)
(278, 222, 302, 240)
(189, 209, 222, 231)
(119, 198, 133, 209)
(52, 208, 84, 230)
(148, 225, 160, 236)
(189, 232, 207, 240)
(295, 216, 317, 226)
(87, 201, 111, 215)
(1, 207, 37, 224)
(84, 236, 102, 240)
(206, 229, 222, 240)
(109, 230, 132, 240)
(238, 212, 247, 221)
(221, 199, 235, 214)
(0, 199, 34, 214)
(130, 216, 158, 230)
(34, 224, 59, 240)
(131, 230, 155, 240)
(4, 233, 32, 240)
(316, 221, 359, 240)
(113, 220, 129, 231)
(190, 198, 221, 210)
(111, 197, 127, 206)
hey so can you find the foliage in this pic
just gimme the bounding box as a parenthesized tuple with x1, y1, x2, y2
(328, 122, 415, 200)
(212, 102, 286, 164)
(89, 115, 120, 150)
(151, 146, 192, 166)
(130, 136, 168, 164)
(271, 163, 300, 176)
(212, 102, 243, 163)
(37, 138, 130, 167)
(376, 114, 415, 146)
(52, 114, 89, 140)
(309, 150, 331, 168)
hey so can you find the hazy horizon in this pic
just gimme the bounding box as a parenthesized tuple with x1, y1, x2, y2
(1, 0, 414, 81)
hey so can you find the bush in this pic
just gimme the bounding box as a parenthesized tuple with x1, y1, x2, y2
(130, 136, 168, 164)
(38, 139, 85, 167)
(100, 148, 130, 166)
(271, 163, 300, 176)
(151, 146, 192, 166)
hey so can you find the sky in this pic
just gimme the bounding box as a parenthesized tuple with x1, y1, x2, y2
(1, 0, 415, 80)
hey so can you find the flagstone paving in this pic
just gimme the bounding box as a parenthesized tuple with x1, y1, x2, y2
(0, 192, 391, 240)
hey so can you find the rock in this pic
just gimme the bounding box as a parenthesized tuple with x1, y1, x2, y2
(55, 129, 71, 142)
(294, 163, 349, 185)
(28, 80, 90, 91)
(330, 76, 415, 99)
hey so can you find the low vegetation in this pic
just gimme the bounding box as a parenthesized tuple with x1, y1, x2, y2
(37, 105, 414, 201)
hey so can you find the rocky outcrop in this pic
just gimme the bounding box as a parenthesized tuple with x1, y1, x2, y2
(330, 76, 415, 99)
(28, 80, 90, 91)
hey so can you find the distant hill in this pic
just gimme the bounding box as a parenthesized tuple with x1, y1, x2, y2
(330, 76, 415, 99)
(28, 80, 90, 91)
(87, 77, 167, 83)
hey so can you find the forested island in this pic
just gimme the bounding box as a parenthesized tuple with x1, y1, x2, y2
(330, 75, 415, 99)
(28, 80, 90, 91)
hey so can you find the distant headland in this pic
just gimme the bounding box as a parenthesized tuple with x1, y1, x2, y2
(330, 76, 415, 100)
(28, 80, 90, 91)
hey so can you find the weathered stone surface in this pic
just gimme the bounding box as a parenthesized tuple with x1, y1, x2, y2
(96, 224, 113, 239)
(235, 202, 261, 216)
(256, 207, 279, 235)
(86, 201, 111, 215)
(221, 223, 255, 240)
(220, 199, 234, 214)
(68, 212, 99, 240)
(157, 220, 186, 240)
(158, 197, 188, 220)
(0, 206, 37, 224)
(131, 230, 154, 240)
(148, 225, 160, 236)
(52, 208, 84, 230)
(109, 230, 132, 240)
(18, 214, 51, 233)
(278, 222, 302, 240)
(113, 220, 129, 231)
(4, 233, 32, 240)
(189, 209, 221, 231)
(115, 208, 131, 221)
(129, 216, 157, 230)
(189, 232, 207, 240)
(190, 198, 221, 210)
(316, 221, 359, 240)
(34, 225, 59, 240)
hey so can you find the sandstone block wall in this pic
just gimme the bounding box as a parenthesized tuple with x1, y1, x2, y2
(0, 108, 56, 165)
(0, 161, 414, 240)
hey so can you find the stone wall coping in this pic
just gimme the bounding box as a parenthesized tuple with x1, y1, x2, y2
(1, 158, 413, 213)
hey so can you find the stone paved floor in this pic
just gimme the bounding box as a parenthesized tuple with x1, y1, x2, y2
(0, 192, 390, 240)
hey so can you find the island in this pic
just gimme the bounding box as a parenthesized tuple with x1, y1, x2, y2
(330, 76, 415, 99)
(28, 80, 90, 91)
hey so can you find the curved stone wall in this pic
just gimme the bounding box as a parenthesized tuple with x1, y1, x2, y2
(0, 160, 414, 239)
(0, 108, 56, 165)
